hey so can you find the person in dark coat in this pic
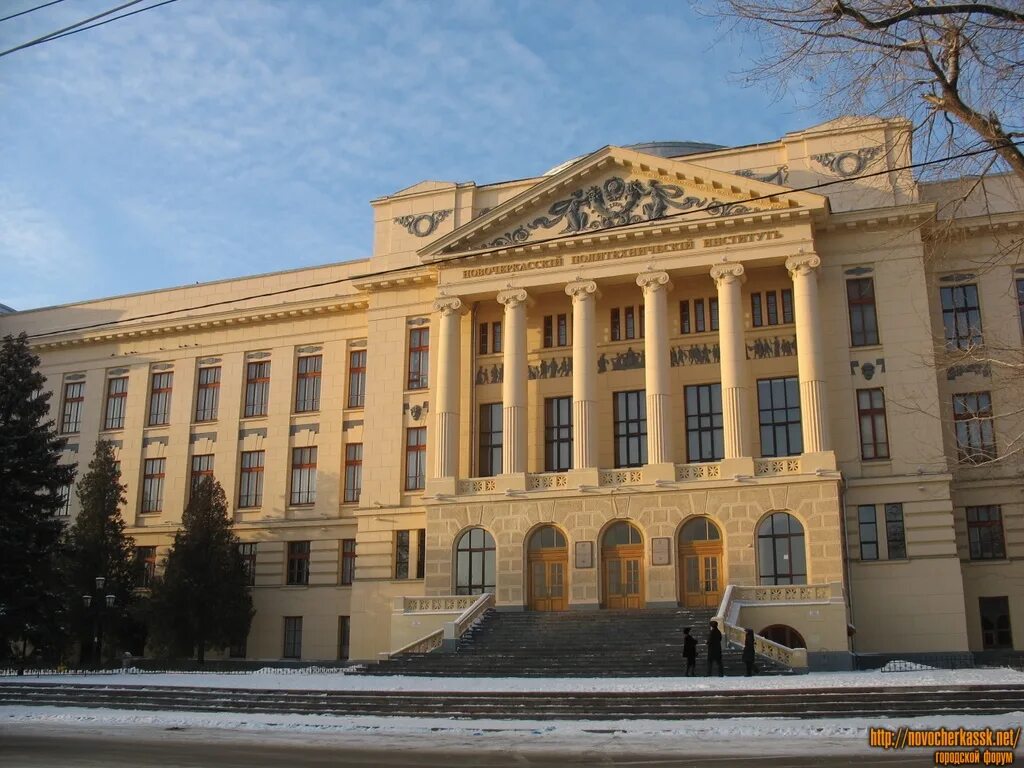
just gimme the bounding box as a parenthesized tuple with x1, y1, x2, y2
(742, 628, 756, 677)
(707, 620, 724, 677)
(682, 627, 697, 677)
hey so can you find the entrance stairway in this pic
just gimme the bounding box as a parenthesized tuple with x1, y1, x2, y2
(363, 607, 793, 677)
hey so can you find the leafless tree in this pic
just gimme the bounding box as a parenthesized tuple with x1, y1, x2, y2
(702, 1, 1024, 182)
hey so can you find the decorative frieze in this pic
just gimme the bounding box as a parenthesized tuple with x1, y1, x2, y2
(737, 165, 788, 185)
(746, 336, 797, 360)
(850, 359, 886, 380)
(394, 210, 452, 238)
(811, 146, 883, 177)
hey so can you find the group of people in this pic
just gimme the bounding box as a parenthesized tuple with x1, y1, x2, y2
(682, 621, 757, 677)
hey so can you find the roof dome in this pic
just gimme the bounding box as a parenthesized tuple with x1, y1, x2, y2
(543, 140, 724, 176)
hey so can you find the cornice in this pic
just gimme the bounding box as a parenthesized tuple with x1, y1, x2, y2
(926, 209, 1024, 239)
(31, 295, 370, 351)
(350, 269, 437, 292)
(813, 202, 937, 233)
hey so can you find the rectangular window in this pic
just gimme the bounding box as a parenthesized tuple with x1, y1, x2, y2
(478, 322, 490, 355)
(57, 478, 73, 517)
(343, 443, 363, 503)
(407, 328, 429, 390)
(283, 616, 302, 658)
(953, 391, 996, 463)
(347, 350, 366, 409)
(610, 308, 621, 341)
(416, 528, 426, 580)
(194, 366, 220, 422)
(940, 284, 983, 350)
(624, 306, 636, 339)
(857, 388, 890, 460)
(980, 596, 1013, 650)
(61, 382, 85, 434)
(290, 447, 317, 505)
(405, 427, 427, 490)
(136, 546, 157, 588)
(966, 505, 1005, 560)
(614, 390, 647, 468)
(751, 293, 763, 328)
(104, 377, 128, 430)
(556, 313, 568, 347)
(338, 616, 351, 660)
(238, 450, 264, 508)
(239, 542, 257, 586)
(395, 530, 410, 579)
(544, 396, 573, 472)
(684, 383, 724, 463)
(709, 298, 719, 332)
(679, 300, 691, 334)
(757, 377, 803, 457)
(286, 541, 310, 585)
(294, 355, 322, 413)
(340, 539, 356, 586)
(847, 278, 879, 346)
(885, 503, 907, 560)
(478, 403, 503, 478)
(244, 361, 271, 418)
(148, 372, 173, 426)
(781, 289, 794, 324)
(543, 315, 554, 348)
(694, 299, 706, 333)
(190, 454, 214, 493)
(858, 505, 879, 561)
(142, 458, 166, 514)
(766, 291, 779, 325)
(491, 321, 502, 354)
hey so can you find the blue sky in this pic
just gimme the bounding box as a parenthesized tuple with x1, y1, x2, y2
(1, 0, 826, 310)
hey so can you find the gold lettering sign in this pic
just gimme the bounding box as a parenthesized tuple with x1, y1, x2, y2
(458, 229, 784, 280)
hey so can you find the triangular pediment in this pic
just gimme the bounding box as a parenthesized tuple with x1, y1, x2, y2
(420, 146, 826, 260)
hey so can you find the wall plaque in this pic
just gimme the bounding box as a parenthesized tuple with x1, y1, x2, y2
(652, 537, 671, 566)
(574, 541, 594, 569)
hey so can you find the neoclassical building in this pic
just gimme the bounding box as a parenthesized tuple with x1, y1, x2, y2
(3, 116, 1021, 664)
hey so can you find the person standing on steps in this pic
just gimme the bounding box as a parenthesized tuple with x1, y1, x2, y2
(682, 627, 697, 677)
(707, 619, 724, 677)
(742, 628, 756, 677)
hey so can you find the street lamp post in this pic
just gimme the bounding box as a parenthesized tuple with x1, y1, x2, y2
(82, 576, 115, 668)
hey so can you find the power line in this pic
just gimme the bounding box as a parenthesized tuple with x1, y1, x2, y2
(18, 0, 179, 49)
(0, 0, 151, 58)
(0, 0, 69, 24)
(22, 138, 1024, 340)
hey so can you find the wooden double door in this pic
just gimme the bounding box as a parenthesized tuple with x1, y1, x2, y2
(679, 541, 723, 609)
(602, 543, 645, 609)
(528, 550, 567, 611)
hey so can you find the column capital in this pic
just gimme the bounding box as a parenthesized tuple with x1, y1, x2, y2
(565, 278, 598, 302)
(785, 253, 822, 279)
(636, 270, 673, 295)
(496, 287, 529, 309)
(433, 295, 467, 317)
(710, 262, 746, 288)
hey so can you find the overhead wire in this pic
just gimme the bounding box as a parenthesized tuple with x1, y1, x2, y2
(0, 0, 69, 25)
(21, 138, 1024, 340)
(9, 0, 179, 50)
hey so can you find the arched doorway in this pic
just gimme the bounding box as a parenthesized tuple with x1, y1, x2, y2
(527, 525, 568, 611)
(601, 521, 645, 609)
(677, 517, 723, 609)
(760, 624, 806, 648)
(454, 527, 496, 595)
(757, 512, 807, 585)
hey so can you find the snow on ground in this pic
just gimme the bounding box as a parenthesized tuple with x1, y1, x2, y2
(2, 705, 1022, 756)
(2, 666, 1023, 692)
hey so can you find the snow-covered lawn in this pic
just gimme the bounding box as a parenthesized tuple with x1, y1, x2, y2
(2, 666, 1023, 692)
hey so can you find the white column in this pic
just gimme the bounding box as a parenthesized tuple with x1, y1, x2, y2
(636, 270, 674, 465)
(565, 278, 599, 469)
(431, 295, 464, 480)
(786, 253, 830, 453)
(711, 263, 749, 459)
(497, 287, 529, 475)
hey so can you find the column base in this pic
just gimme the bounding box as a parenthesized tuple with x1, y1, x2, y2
(642, 462, 676, 484)
(719, 457, 756, 479)
(424, 477, 457, 497)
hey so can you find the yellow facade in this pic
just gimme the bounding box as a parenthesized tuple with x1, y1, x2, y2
(3, 116, 1021, 664)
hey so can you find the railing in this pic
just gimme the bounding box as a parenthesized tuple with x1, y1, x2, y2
(728, 584, 835, 603)
(721, 623, 807, 668)
(599, 469, 644, 486)
(385, 593, 494, 659)
(753, 458, 802, 476)
(675, 462, 722, 481)
(456, 477, 496, 495)
(527, 472, 570, 490)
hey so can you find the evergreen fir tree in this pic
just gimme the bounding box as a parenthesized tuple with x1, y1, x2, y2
(149, 477, 253, 664)
(0, 333, 74, 664)
(65, 440, 138, 665)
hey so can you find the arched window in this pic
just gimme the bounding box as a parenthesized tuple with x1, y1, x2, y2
(603, 520, 642, 546)
(679, 517, 721, 543)
(760, 624, 806, 649)
(528, 525, 567, 550)
(455, 528, 495, 595)
(757, 512, 807, 585)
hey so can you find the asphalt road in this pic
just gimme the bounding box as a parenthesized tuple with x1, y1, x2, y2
(0, 730, 944, 767)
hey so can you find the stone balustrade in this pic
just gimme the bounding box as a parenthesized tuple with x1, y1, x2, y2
(387, 593, 494, 658)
